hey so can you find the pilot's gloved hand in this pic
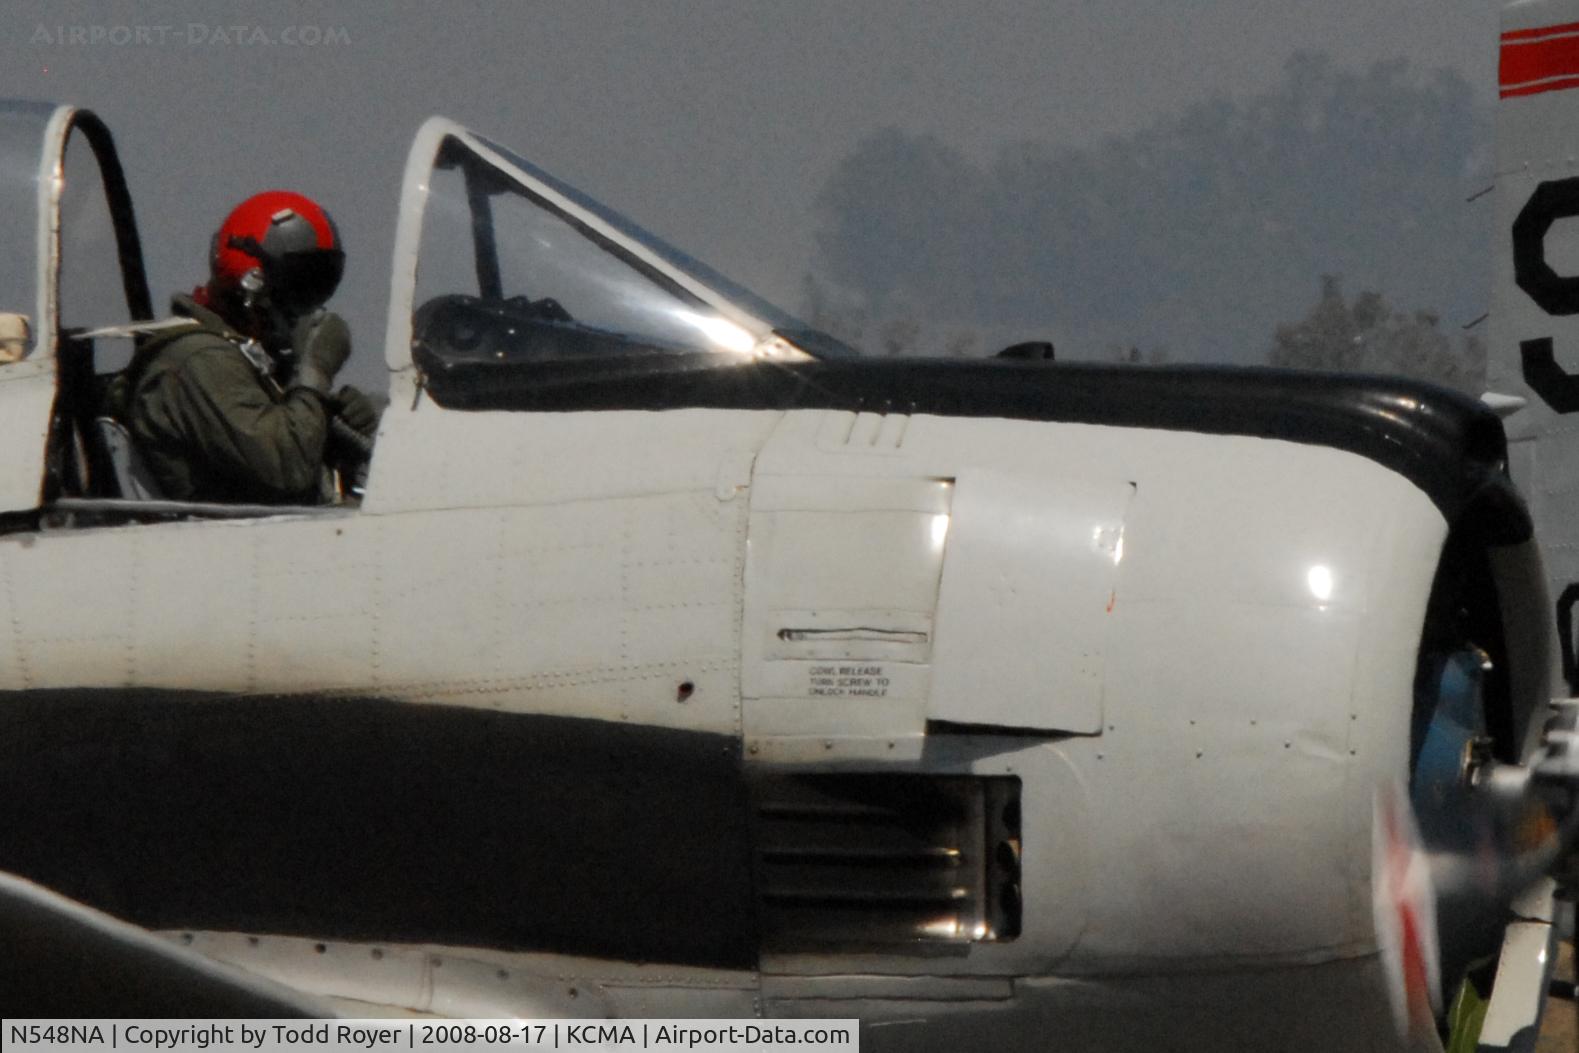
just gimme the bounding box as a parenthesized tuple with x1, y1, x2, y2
(332, 385, 380, 436)
(290, 310, 351, 394)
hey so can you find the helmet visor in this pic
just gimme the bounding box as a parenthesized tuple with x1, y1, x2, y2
(266, 248, 345, 314)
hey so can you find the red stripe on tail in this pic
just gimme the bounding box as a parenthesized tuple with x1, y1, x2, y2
(1501, 74, 1579, 99)
(1503, 30, 1579, 96)
(1503, 20, 1579, 43)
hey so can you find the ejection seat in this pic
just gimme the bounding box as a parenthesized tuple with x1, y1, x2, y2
(93, 417, 162, 500)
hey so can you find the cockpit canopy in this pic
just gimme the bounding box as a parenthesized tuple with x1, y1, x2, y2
(398, 122, 851, 375)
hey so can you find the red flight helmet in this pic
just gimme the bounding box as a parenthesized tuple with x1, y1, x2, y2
(209, 190, 345, 315)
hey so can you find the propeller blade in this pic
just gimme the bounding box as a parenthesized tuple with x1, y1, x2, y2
(1374, 779, 1444, 1042)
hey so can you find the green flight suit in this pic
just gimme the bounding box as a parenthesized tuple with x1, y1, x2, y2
(109, 295, 334, 504)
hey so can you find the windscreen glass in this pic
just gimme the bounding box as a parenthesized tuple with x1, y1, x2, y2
(412, 137, 764, 366)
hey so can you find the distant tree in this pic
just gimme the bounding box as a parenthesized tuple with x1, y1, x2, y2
(1270, 275, 1486, 393)
(942, 331, 979, 357)
(804, 53, 1490, 366)
(805, 274, 994, 357)
(878, 316, 922, 357)
(1101, 344, 1171, 365)
(800, 273, 869, 349)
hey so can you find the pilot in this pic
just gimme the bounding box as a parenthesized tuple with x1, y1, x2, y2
(106, 190, 378, 503)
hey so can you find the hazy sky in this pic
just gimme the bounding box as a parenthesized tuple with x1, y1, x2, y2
(0, 0, 1500, 382)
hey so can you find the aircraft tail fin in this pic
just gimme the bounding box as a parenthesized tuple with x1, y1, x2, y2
(1490, 0, 1579, 691)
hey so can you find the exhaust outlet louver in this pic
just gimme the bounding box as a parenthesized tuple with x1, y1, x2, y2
(751, 774, 1021, 949)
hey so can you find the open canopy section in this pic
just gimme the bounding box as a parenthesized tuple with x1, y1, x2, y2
(386, 118, 850, 377)
(0, 101, 149, 358)
(0, 100, 149, 514)
(0, 100, 57, 354)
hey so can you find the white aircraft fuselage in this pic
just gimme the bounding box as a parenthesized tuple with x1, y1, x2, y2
(0, 19, 1568, 1043)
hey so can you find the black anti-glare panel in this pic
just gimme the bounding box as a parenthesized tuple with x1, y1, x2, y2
(416, 349, 1527, 541)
